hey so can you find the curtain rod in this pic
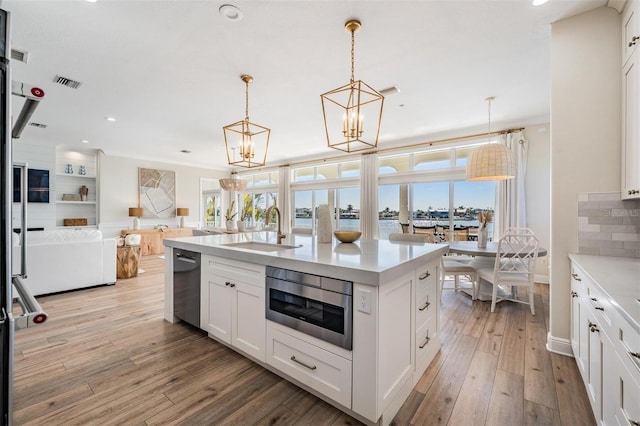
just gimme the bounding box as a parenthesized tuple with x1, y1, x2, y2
(237, 127, 525, 172)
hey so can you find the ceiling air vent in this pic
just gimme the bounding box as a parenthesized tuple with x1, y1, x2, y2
(29, 122, 47, 129)
(11, 49, 30, 64)
(53, 75, 82, 89)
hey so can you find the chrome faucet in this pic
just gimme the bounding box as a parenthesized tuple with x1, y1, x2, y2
(265, 206, 286, 244)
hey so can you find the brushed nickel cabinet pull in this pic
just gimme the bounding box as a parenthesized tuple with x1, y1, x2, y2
(225, 281, 236, 288)
(571, 273, 581, 281)
(628, 420, 640, 426)
(290, 355, 317, 370)
(571, 291, 578, 298)
(419, 271, 431, 280)
(590, 324, 600, 333)
(591, 297, 598, 302)
(419, 301, 431, 311)
(630, 352, 640, 360)
(629, 35, 639, 47)
(419, 336, 431, 349)
(595, 307, 604, 311)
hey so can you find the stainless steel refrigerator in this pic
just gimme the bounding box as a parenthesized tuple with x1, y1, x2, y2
(1, 9, 47, 425)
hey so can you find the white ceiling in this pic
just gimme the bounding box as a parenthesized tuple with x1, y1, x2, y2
(5, 0, 607, 171)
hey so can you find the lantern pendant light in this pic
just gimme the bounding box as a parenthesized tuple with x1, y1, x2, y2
(466, 97, 515, 181)
(321, 19, 384, 153)
(223, 74, 270, 168)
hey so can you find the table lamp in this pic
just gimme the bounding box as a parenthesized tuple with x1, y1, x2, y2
(128, 207, 143, 230)
(176, 207, 189, 228)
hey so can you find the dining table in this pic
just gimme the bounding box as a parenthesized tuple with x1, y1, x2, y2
(446, 241, 548, 301)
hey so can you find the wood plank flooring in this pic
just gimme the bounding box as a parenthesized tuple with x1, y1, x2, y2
(13, 255, 594, 425)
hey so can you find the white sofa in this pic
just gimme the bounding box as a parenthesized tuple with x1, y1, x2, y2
(12, 230, 117, 296)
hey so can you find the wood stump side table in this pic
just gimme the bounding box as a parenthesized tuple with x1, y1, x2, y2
(116, 245, 141, 279)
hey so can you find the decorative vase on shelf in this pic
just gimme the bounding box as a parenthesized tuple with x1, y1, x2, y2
(225, 220, 235, 231)
(237, 220, 246, 232)
(478, 225, 488, 248)
(65, 164, 73, 174)
(78, 165, 86, 175)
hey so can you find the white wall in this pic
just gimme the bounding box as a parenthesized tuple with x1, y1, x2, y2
(98, 153, 226, 237)
(523, 123, 551, 282)
(549, 6, 621, 352)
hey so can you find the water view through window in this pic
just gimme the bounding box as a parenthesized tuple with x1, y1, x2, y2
(293, 181, 495, 240)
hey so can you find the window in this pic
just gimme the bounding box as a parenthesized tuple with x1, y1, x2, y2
(377, 141, 498, 240)
(414, 148, 451, 171)
(290, 160, 361, 234)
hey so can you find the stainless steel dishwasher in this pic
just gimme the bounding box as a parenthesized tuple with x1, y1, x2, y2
(173, 248, 201, 328)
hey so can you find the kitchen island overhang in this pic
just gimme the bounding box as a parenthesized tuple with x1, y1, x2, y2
(162, 231, 447, 286)
(163, 231, 448, 425)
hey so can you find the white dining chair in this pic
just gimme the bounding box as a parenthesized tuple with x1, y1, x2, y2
(440, 256, 477, 300)
(475, 228, 539, 314)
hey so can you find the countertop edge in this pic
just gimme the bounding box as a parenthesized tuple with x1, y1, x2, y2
(568, 253, 640, 333)
(164, 234, 448, 286)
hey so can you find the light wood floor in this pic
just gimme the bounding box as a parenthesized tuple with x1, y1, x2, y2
(13, 255, 594, 426)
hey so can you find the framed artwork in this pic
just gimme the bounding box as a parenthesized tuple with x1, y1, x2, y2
(138, 167, 176, 218)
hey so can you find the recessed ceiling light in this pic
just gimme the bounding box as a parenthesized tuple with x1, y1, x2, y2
(104, 116, 116, 122)
(81, 140, 89, 144)
(219, 4, 243, 22)
(532, 0, 549, 5)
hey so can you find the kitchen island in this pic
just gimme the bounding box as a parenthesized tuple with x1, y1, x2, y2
(164, 231, 448, 425)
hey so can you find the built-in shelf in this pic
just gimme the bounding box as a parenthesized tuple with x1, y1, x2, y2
(55, 148, 99, 228)
(55, 173, 96, 179)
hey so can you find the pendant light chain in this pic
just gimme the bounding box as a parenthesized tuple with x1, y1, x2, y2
(245, 78, 250, 122)
(350, 27, 355, 84)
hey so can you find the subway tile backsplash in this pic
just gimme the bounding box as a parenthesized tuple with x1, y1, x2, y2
(577, 192, 640, 258)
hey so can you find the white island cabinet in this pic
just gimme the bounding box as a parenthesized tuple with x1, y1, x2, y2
(201, 255, 266, 362)
(163, 232, 448, 425)
(569, 255, 640, 426)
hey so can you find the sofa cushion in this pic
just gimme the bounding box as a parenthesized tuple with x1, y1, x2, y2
(27, 229, 103, 245)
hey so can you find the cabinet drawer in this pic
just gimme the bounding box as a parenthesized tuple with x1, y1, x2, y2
(203, 255, 265, 286)
(612, 313, 640, 375)
(586, 282, 614, 331)
(266, 325, 352, 408)
(415, 263, 437, 294)
(415, 322, 438, 379)
(415, 285, 437, 330)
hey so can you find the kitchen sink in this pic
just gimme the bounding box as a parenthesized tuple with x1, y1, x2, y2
(221, 241, 302, 252)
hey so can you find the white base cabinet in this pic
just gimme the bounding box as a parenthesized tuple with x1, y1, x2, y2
(414, 262, 439, 382)
(266, 323, 352, 408)
(201, 255, 266, 362)
(196, 252, 444, 425)
(570, 260, 640, 426)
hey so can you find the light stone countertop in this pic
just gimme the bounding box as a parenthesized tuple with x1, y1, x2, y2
(163, 231, 448, 286)
(569, 254, 640, 331)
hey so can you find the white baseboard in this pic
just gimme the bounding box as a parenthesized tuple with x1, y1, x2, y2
(546, 332, 573, 357)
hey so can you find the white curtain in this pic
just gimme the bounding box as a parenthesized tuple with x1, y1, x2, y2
(495, 130, 528, 238)
(360, 153, 378, 239)
(278, 165, 291, 234)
